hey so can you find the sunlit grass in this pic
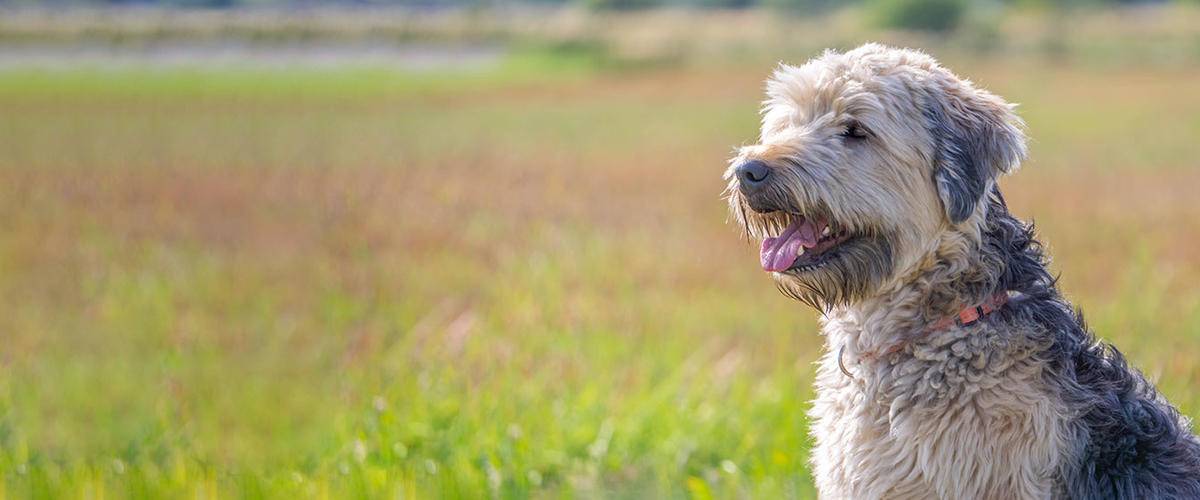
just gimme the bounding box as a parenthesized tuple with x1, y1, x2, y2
(1, 52, 1199, 497)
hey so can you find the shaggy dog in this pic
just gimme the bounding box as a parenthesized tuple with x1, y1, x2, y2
(724, 44, 1200, 499)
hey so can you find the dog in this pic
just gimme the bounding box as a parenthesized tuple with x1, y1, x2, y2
(723, 44, 1200, 499)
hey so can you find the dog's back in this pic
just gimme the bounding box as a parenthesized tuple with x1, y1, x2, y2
(987, 195, 1200, 498)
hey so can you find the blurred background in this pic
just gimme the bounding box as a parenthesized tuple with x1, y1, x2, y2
(2, 0, 1199, 497)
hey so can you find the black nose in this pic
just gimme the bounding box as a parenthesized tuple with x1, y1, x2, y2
(735, 160, 771, 189)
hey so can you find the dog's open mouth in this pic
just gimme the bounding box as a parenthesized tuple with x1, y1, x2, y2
(760, 215, 853, 272)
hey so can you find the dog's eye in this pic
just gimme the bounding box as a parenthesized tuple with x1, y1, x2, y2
(840, 123, 869, 140)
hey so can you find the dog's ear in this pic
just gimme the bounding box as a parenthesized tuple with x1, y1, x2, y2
(924, 83, 1026, 224)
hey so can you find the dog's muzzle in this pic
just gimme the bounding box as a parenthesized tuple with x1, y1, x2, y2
(733, 160, 780, 213)
(735, 160, 771, 189)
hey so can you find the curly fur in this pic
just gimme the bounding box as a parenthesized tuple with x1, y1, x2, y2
(989, 192, 1200, 499)
(724, 43, 1200, 498)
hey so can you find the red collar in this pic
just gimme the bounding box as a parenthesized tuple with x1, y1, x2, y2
(929, 291, 1010, 331)
(839, 292, 1014, 376)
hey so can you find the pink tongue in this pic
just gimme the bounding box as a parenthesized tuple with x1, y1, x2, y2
(760, 217, 827, 272)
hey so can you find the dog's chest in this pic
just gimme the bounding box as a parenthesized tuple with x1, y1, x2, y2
(808, 349, 938, 499)
(807, 319, 1066, 500)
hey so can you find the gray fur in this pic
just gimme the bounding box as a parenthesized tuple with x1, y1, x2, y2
(984, 192, 1200, 498)
(923, 85, 1025, 224)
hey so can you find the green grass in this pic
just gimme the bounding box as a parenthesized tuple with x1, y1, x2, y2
(1, 52, 1200, 498)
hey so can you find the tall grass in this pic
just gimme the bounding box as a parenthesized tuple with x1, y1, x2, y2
(1, 47, 1199, 497)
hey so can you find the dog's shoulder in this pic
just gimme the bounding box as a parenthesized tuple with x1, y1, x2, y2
(1021, 294, 1200, 499)
(989, 210, 1200, 497)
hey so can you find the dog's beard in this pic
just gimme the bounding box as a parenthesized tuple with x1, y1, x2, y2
(772, 234, 894, 311)
(727, 194, 896, 310)
(725, 171, 899, 309)
(725, 186, 789, 241)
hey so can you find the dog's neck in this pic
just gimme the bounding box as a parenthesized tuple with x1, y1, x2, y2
(825, 204, 1011, 358)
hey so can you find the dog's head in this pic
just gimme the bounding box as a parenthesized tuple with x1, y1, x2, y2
(724, 44, 1026, 309)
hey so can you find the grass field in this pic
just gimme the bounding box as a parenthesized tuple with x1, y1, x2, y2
(2, 38, 1200, 497)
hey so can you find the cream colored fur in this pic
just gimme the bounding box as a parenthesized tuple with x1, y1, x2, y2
(810, 283, 1072, 499)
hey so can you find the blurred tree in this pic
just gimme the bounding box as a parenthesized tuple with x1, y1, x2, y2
(761, 0, 846, 14)
(171, 0, 237, 7)
(871, 0, 967, 33)
(1013, 0, 1168, 6)
(581, 0, 656, 10)
(692, 0, 757, 9)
